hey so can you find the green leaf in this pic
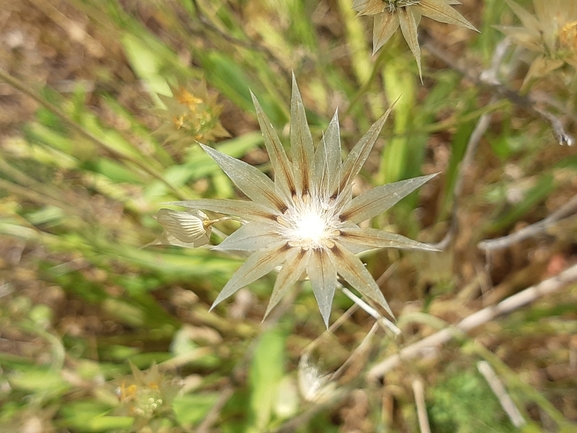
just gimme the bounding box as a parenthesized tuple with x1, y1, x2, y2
(8, 369, 70, 395)
(200, 52, 255, 114)
(379, 57, 417, 184)
(60, 401, 134, 433)
(172, 393, 220, 426)
(487, 174, 556, 233)
(90, 159, 145, 184)
(247, 328, 286, 433)
(121, 33, 171, 101)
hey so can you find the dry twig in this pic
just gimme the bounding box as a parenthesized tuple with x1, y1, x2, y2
(366, 263, 577, 382)
(478, 193, 577, 252)
(477, 360, 526, 428)
(412, 379, 431, 433)
(196, 386, 234, 433)
(432, 104, 494, 250)
(423, 38, 574, 146)
(432, 38, 510, 249)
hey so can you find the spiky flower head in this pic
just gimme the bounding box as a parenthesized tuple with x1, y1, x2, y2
(496, 0, 577, 84)
(353, 0, 477, 77)
(114, 363, 180, 429)
(154, 79, 228, 150)
(158, 77, 438, 327)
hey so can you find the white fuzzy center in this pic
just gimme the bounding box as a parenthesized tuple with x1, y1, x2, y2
(280, 196, 339, 249)
(294, 209, 327, 245)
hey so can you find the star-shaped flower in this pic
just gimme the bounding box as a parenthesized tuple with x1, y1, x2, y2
(496, 0, 577, 84)
(159, 77, 438, 326)
(353, 0, 477, 76)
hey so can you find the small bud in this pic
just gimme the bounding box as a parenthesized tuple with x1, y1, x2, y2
(152, 209, 212, 248)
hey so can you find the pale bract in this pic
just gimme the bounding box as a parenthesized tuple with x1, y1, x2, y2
(353, 0, 478, 77)
(163, 77, 438, 327)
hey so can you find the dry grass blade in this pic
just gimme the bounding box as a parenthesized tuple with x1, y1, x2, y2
(412, 379, 431, 433)
(367, 264, 577, 381)
(478, 193, 577, 252)
(477, 361, 526, 428)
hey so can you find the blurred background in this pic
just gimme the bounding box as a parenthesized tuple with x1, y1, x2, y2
(0, 0, 576, 431)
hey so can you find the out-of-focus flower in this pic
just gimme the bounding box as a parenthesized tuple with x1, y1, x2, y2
(165, 77, 438, 327)
(154, 80, 228, 149)
(353, 0, 477, 76)
(298, 353, 336, 402)
(114, 363, 180, 427)
(496, 0, 577, 84)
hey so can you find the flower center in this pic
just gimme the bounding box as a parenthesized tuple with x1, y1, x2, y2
(279, 196, 339, 249)
(294, 209, 327, 246)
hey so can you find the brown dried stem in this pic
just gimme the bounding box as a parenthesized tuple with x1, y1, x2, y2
(423, 38, 574, 146)
(477, 360, 526, 428)
(366, 263, 577, 382)
(478, 192, 577, 252)
(412, 379, 432, 433)
(431, 38, 511, 249)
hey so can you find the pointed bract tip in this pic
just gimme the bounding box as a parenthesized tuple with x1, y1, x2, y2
(291, 72, 305, 102)
(198, 142, 210, 152)
(249, 89, 259, 105)
(321, 313, 331, 329)
(373, 105, 394, 131)
(389, 94, 402, 107)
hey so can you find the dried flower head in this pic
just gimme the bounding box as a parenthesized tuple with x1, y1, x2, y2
(161, 77, 438, 327)
(353, 0, 477, 76)
(496, 0, 577, 84)
(154, 79, 228, 149)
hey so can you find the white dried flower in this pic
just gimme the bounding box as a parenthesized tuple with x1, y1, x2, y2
(166, 76, 438, 326)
